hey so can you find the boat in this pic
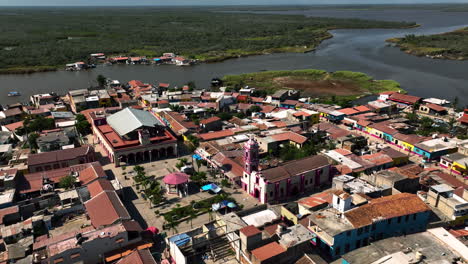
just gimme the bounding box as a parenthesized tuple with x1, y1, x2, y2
(8, 91, 20, 97)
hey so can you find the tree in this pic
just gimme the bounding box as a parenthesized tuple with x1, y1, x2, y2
(59, 175, 76, 189)
(190, 171, 207, 185)
(97, 74, 107, 87)
(187, 81, 196, 91)
(28, 133, 39, 150)
(249, 105, 262, 113)
(75, 114, 91, 135)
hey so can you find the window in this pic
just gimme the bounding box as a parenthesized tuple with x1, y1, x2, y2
(364, 226, 369, 233)
(397, 216, 401, 223)
(356, 240, 361, 248)
(345, 244, 350, 253)
(335, 246, 341, 255)
(270, 191, 273, 197)
(305, 180, 308, 185)
(413, 214, 417, 220)
(405, 215, 409, 222)
(371, 224, 376, 231)
(346, 231, 351, 237)
(387, 218, 392, 225)
(357, 228, 362, 235)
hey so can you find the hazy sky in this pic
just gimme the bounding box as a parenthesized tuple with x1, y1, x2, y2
(2, 0, 468, 6)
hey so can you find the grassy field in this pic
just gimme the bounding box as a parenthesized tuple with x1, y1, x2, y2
(387, 27, 468, 60)
(0, 7, 416, 73)
(223, 69, 403, 105)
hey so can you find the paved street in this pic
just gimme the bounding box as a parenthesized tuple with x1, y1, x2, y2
(91, 138, 259, 235)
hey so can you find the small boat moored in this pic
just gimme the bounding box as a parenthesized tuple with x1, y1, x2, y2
(8, 91, 21, 97)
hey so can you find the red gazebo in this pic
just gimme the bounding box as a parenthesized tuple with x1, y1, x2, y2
(163, 172, 189, 197)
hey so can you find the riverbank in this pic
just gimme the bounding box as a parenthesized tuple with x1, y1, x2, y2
(0, 8, 417, 75)
(222, 69, 404, 105)
(387, 27, 468, 60)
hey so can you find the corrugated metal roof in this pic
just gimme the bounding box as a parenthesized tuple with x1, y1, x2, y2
(107, 108, 162, 136)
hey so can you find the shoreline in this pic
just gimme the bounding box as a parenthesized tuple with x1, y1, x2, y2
(0, 23, 412, 75)
(386, 27, 468, 61)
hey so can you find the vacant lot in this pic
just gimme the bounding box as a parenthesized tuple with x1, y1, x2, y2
(223, 69, 403, 102)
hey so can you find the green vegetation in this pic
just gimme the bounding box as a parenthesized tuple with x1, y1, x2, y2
(223, 69, 403, 105)
(59, 175, 77, 189)
(162, 193, 235, 228)
(133, 166, 164, 206)
(0, 8, 416, 72)
(387, 28, 468, 60)
(75, 114, 92, 135)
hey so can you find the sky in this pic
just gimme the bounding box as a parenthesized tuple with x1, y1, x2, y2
(2, 0, 468, 6)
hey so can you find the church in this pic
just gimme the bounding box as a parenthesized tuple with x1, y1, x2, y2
(241, 137, 332, 204)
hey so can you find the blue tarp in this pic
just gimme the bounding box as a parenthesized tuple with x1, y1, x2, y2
(192, 154, 202, 160)
(168, 233, 190, 247)
(201, 183, 221, 193)
(212, 200, 232, 211)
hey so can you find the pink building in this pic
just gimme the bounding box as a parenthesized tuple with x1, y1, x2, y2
(241, 137, 332, 204)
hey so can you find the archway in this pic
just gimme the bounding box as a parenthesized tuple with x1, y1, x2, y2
(151, 149, 159, 160)
(167, 146, 174, 157)
(127, 153, 135, 164)
(254, 189, 260, 199)
(159, 148, 166, 158)
(291, 186, 299, 196)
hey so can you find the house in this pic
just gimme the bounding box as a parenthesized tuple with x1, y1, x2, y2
(426, 184, 468, 224)
(0, 108, 23, 125)
(17, 161, 106, 197)
(255, 131, 308, 154)
(30, 93, 58, 107)
(387, 92, 422, 106)
(84, 189, 131, 228)
(115, 249, 157, 264)
(199, 116, 222, 132)
(92, 108, 177, 167)
(413, 137, 460, 161)
(36, 221, 144, 264)
(36, 130, 72, 153)
(362, 169, 420, 194)
(156, 111, 198, 137)
(440, 152, 468, 175)
(28, 145, 95, 173)
(341, 228, 467, 264)
(242, 137, 331, 204)
(419, 103, 447, 115)
(308, 193, 431, 259)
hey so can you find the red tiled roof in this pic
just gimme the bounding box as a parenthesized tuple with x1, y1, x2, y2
(28, 145, 93, 166)
(158, 83, 170, 88)
(251, 242, 286, 262)
(299, 191, 333, 208)
(458, 114, 468, 124)
(250, 97, 264, 103)
(334, 148, 352, 156)
(293, 111, 312, 117)
(79, 163, 106, 185)
(261, 105, 276, 113)
(200, 116, 221, 125)
(282, 100, 299, 106)
(270, 121, 287, 128)
(84, 190, 130, 228)
(344, 193, 430, 228)
(338, 108, 359, 116)
(116, 249, 156, 264)
(128, 80, 145, 88)
(426, 103, 446, 112)
(87, 178, 115, 198)
(361, 153, 393, 166)
(239, 225, 261, 237)
(354, 105, 370, 112)
(198, 130, 235, 141)
(389, 93, 421, 104)
(271, 131, 307, 144)
(3, 120, 23, 132)
(0, 206, 19, 225)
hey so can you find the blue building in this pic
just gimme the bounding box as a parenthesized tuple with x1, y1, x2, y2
(308, 192, 431, 259)
(413, 137, 459, 161)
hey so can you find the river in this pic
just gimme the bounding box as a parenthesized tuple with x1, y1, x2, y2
(0, 8, 467, 105)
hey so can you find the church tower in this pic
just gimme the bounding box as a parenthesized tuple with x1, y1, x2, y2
(244, 136, 259, 174)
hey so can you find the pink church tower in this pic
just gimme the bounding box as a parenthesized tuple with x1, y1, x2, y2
(244, 136, 259, 174)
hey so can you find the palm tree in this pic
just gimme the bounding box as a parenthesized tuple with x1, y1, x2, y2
(186, 210, 197, 229)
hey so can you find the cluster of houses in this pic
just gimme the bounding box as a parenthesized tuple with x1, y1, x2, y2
(0, 76, 467, 263)
(66, 52, 195, 70)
